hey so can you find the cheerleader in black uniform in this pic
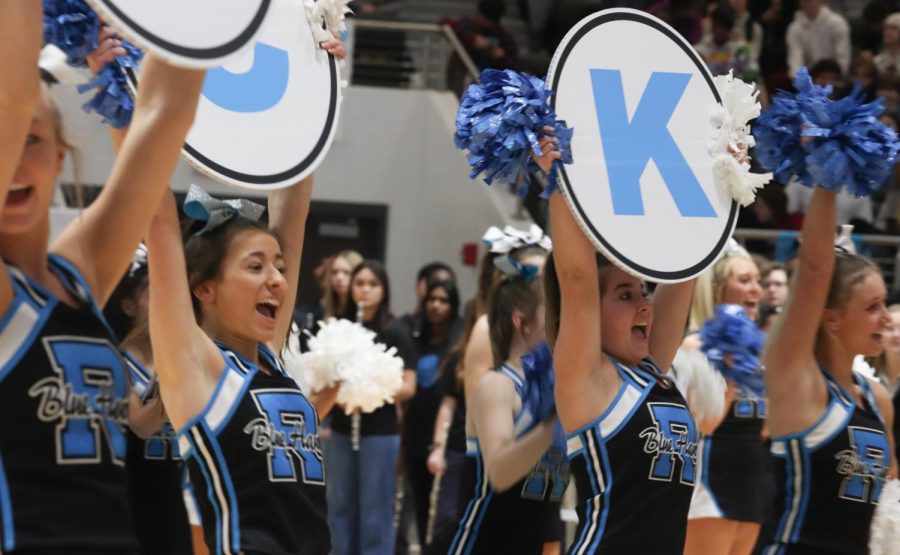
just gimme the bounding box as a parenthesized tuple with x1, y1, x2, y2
(105, 247, 193, 555)
(144, 38, 345, 555)
(449, 268, 568, 555)
(0, 12, 205, 551)
(763, 187, 897, 554)
(536, 142, 699, 554)
(681, 248, 766, 555)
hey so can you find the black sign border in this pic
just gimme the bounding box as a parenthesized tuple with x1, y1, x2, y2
(548, 10, 738, 282)
(94, 0, 271, 60)
(126, 50, 340, 187)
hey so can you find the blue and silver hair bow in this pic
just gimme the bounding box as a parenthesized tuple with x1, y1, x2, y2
(482, 224, 552, 254)
(128, 243, 148, 278)
(183, 184, 266, 235)
(494, 256, 539, 284)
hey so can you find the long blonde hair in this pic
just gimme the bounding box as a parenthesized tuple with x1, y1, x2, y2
(687, 251, 757, 333)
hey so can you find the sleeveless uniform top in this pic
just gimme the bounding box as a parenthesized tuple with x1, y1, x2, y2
(450, 364, 570, 555)
(764, 370, 889, 555)
(566, 360, 698, 555)
(690, 389, 767, 522)
(177, 343, 329, 555)
(123, 353, 192, 555)
(0, 255, 137, 553)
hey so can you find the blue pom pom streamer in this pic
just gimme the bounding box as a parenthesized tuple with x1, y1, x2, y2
(755, 67, 900, 197)
(43, 0, 100, 68)
(77, 40, 143, 128)
(520, 341, 556, 422)
(699, 304, 766, 396)
(455, 69, 573, 197)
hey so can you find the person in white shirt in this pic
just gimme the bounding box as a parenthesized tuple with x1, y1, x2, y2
(875, 13, 900, 77)
(786, 0, 851, 75)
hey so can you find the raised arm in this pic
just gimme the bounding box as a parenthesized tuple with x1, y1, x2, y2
(548, 192, 601, 431)
(649, 280, 696, 372)
(0, 2, 42, 312)
(472, 372, 554, 492)
(463, 314, 493, 401)
(146, 192, 223, 430)
(51, 56, 206, 307)
(764, 188, 836, 409)
(266, 176, 313, 351)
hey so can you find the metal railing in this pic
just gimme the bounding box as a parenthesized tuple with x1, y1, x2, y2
(733, 228, 900, 290)
(350, 18, 479, 90)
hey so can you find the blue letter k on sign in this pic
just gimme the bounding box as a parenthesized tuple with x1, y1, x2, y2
(590, 70, 716, 218)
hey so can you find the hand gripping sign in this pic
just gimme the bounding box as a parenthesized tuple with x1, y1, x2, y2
(86, 0, 271, 69)
(126, 0, 341, 190)
(547, 9, 739, 283)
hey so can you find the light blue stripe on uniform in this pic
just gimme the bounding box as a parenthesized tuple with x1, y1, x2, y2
(188, 427, 233, 555)
(0, 452, 14, 552)
(449, 453, 492, 555)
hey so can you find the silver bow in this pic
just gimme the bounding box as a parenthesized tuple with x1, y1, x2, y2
(481, 224, 552, 254)
(128, 243, 148, 278)
(183, 184, 266, 235)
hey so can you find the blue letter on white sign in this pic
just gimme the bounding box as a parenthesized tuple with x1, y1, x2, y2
(203, 43, 289, 113)
(590, 70, 716, 218)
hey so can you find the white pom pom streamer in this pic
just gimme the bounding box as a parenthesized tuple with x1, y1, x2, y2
(305, 0, 353, 44)
(298, 318, 404, 413)
(672, 348, 727, 424)
(710, 71, 773, 207)
(870, 480, 900, 555)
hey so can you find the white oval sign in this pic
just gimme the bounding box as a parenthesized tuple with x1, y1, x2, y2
(127, 0, 341, 190)
(547, 9, 737, 283)
(86, 0, 271, 69)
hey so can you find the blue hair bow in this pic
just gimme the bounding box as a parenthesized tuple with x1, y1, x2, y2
(183, 185, 266, 235)
(494, 255, 539, 284)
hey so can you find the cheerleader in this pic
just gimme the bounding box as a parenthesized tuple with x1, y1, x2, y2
(681, 246, 766, 555)
(536, 142, 699, 553)
(449, 265, 568, 554)
(146, 39, 345, 555)
(762, 187, 897, 554)
(0, 11, 205, 551)
(105, 247, 193, 555)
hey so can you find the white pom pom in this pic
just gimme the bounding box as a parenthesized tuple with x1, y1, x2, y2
(672, 348, 727, 424)
(304, 0, 353, 44)
(870, 480, 900, 555)
(298, 318, 404, 413)
(709, 71, 773, 207)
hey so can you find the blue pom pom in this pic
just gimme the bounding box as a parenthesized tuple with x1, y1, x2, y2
(77, 41, 143, 128)
(803, 86, 900, 197)
(455, 69, 573, 197)
(699, 304, 766, 396)
(520, 341, 556, 422)
(755, 67, 900, 197)
(43, 0, 100, 68)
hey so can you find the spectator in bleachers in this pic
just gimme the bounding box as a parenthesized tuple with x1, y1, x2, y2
(454, 0, 520, 72)
(785, 180, 875, 229)
(756, 0, 800, 98)
(809, 57, 844, 87)
(701, 0, 765, 63)
(875, 13, 900, 75)
(875, 113, 900, 233)
(846, 53, 880, 100)
(852, 0, 892, 56)
(786, 0, 851, 76)
(876, 75, 900, 115)
(697, 4, 761, 80)
(762, 262, 790, 307)
(648, 0, 706, 43)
